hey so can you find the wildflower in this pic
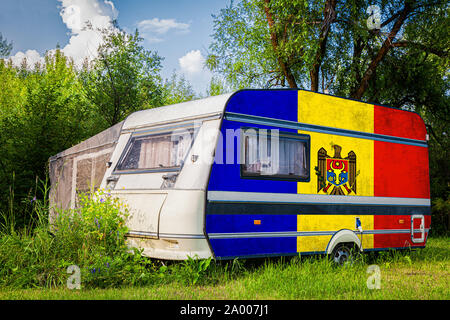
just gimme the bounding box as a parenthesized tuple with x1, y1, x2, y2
(31, 196, 36, 203)
(100, 198, 105, 203)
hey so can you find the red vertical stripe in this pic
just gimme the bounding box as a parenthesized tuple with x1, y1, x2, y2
(373, 105, 430, 249)
(373, 105, 430, 199)
(374, 141, 430, 198)
(374, 105, 427, 141)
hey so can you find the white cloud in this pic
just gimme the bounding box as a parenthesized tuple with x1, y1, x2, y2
(178, 50, 205, 74)
(59, 0, 117, 33)
(8, 50, 44, 68)
(137, 18, 190, 43)
(8, 0, 119, 68)
(178, 50, 213, 94)
(138, 18, 190, 35)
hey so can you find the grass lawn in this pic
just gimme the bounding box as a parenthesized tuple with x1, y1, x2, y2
(0, 237, 448, 300)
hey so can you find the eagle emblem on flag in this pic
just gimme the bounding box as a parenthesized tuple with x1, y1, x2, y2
(316, 145, 357, 195)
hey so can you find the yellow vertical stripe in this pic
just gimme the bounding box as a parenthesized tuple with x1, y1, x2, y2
(296, 215, 374, 252)
(297, 235, 332, 253)
(296, 90, 375, 253)
(298, 90, 374, 133)
(298, 132, 374, 197)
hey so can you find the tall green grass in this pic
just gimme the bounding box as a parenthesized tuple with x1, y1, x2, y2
(0, 184, 243, 290)
(1, 238, 448, 299)
(0, 181, 448, 299)
(0, 185, 159, 289)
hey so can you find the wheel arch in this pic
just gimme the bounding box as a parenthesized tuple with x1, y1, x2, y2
(326, 229, 362, 255)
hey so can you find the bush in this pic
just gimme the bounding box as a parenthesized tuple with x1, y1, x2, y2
(0, 189, 159, 289)
(431, 196, 450, 236)
(0, 186, 248, 290)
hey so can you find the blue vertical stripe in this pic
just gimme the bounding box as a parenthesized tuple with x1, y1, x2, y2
(207, 90, 299, 194)
(206, 90, 300, 258)
(225, 89, 298, 121)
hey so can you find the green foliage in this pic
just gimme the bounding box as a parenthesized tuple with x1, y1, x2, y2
(207, 0, 277, 88)
(431, 197, 450, 236)
(0, 50, 95, 226)
(206, 75, 232, 96)
(162, 72, 197, 104)
(179, 256, 212, 285)
(0, 187, 155, 289)
(0, 186, 238, 289)
(208, 0, 448, 103)
(0, 33, 13, 58)
(0, 23, 194, 227)
(208, 0, 361, 89)
(53, 189, 130, 257)
(81, 27, 165, 127)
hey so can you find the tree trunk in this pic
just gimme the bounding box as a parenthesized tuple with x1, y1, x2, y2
(310, 0, 337, 92)
(351, 1, 414, 100)
(263, 0, 298, 88)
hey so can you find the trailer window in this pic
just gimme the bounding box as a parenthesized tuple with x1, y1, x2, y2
(115, 129, 194, 172)
(241, 129, 309, 181)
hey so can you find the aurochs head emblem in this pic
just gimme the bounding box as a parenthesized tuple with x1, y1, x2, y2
(316, 145, 357, 195)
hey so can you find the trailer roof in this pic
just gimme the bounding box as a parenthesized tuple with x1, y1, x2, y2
(122, 93, 233, 131)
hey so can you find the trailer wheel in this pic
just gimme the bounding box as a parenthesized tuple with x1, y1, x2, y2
(331, 243, 354, 266)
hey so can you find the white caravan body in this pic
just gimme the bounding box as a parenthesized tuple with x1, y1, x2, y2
(102, 94, 232, 259)
(50, 94, 231, 259)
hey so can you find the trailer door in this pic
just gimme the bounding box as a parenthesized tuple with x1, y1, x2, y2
(112, 191, 167, 239)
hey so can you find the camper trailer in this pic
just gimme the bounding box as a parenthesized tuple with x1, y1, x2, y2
(49, 89, 431, 262)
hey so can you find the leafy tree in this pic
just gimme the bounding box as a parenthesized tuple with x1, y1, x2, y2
(207, 0, 448, 99)
(0, 49, 92, 225)
(0, 33, 13, 58)
(355, 3, 449, 205)
(206, 75, 232, 96)
(81, 25, 165, 128)
(162, 72, 197, 105)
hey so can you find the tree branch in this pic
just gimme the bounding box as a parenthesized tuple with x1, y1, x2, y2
(310, 0, 337, 92)
(392, 40, 449, 57)
(99, 51, 120, 125)
(352, 1, 414, 100)
(263, 0, 298, 88)
(425, 124, 443, 147)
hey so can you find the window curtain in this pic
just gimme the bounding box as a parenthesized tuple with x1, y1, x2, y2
(260, 131, 279, 175)
(244, 132, 307, 178)
(137, 131, 192, 169)
(174, 132, 192, 166)
(245, 134, 259, 173)
(138, 136, 172, 168)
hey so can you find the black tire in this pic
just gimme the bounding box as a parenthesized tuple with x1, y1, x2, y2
(331, 243, 354, 265)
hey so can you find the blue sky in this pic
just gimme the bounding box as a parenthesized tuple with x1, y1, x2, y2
(0, 0, 228, 94)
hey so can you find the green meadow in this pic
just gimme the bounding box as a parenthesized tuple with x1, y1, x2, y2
(0, 188, 448, 300)
(1, 237, 448, 300)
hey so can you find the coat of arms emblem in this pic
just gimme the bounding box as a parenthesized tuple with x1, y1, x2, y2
(316, 145, 357, 195)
